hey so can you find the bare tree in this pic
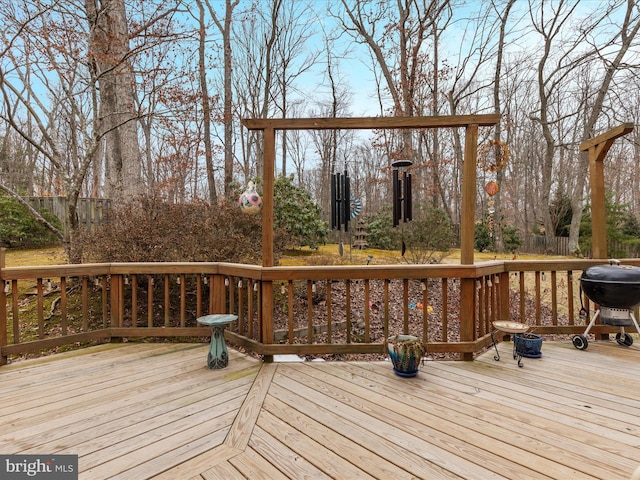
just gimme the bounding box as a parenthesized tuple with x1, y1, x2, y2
(205, 0, 237, 200)
(0, 1, 104, 261)
(271, 1, 319, 176)
(489, 0, 517, 251)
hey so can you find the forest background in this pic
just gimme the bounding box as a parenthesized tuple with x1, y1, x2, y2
(1, 0, 640, 263)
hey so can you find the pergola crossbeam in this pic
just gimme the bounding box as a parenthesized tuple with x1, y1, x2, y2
(242, 114, 501, 131)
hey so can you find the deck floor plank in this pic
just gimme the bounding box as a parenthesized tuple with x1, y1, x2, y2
(337, 360, 634, 478)
(282, 361, 570, 479)
(1, 341, 639, 480)
(274, 365, 509, 479)
(228, 446, 290, 480)
(2, 361, 259, 452)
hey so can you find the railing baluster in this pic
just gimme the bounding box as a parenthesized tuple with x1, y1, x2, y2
(535, 271, 541, 325)
(61, 277, 67, 336)
(441, 278, 448, 342)
(567, 271, 574, 325)
(326, 280, 332, 344)
(403, 279, 409, 335)
(422, 279, 428, 343)
(12, 279, 19, 344)
(130, 274, 137, 327)
(180, 274, 186, 327)
(82, 276, 89, 331)
(383, 279, 389, 339)
(306, 281, 313, 343)
(196, 274, 202, 320)
(147, 275, 153, 328)
(551, 271, 558, 325)
(519, 272, 525, 322)
(37, 278, 44, 339)
(345, 279, 351, 343)
(287, 280, 294, 344)
(364, 279, 370, 343)
(248, 280, 254, 339)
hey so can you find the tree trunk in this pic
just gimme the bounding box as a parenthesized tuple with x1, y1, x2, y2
(198, 0, 217, 204)
(86, 0, 141, 201)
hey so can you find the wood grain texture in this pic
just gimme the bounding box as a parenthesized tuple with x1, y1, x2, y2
(1, 341, 639, 479)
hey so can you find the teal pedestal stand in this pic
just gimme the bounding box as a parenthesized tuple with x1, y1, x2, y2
(197, 314, 238, 369)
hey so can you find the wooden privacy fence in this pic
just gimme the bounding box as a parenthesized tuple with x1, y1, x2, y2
(27, 197, 111, 235)
(2, 252, 634, 365)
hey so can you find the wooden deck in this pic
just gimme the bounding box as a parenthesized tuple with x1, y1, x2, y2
(1, 340, 639, 479)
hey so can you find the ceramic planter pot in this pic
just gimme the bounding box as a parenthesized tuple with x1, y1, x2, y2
(386, 335, 427, 377)
(514, 332, 543, 358)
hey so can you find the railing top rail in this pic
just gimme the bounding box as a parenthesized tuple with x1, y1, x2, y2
(260, 262, 504, 281)
(0, 261, 265, 281)
(5, 258, 639, 282)
(504, 258, 640, 272)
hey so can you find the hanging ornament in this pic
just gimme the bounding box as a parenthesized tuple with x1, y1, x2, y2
(477, 139, 510, 173)
(238, 181, 262, 214)
(350, 195, 362, 218)
(485, 180, 499, 196)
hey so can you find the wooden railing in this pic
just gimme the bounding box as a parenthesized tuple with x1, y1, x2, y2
(2, 255, 637, 365)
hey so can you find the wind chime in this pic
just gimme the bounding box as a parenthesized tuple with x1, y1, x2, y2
(477, 139, 510, 234)
(331, 168, 351, 256)
(392, 158, 413, 255)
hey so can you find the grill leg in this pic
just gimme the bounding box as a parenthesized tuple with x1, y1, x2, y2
(630, 312, 640, 335)
(491, 329, 501, 361)
(582, 309, 601, 336)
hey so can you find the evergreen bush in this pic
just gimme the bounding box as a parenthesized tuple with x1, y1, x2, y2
(0, 194, 62, 248)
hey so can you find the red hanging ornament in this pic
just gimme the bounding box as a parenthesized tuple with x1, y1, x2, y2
(485, 181, 499, 197)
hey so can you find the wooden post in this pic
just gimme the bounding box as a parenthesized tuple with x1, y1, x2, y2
(460, 124, 478, 265)
(459, 124, 478, 360)
(261, 127, 276, 361)
(262, 127, 275, 268)
(588, 150, 607, 259)
(580, 123, 634, 259)
(580, 123, 633, 341)
(213, 274, 226, 313)
(0, 248, 6, 365)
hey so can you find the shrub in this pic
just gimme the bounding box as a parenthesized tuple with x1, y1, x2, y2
(78, 195, 288, 264)
(501, 224, 522, 254)
(366, 211, 400, 250)
(474, 218, 493, 252)
(402, 206, 453, 264)
(0, 194, 62, 248)
(274, 174, 328, 249)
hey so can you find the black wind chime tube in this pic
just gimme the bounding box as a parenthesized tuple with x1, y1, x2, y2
(330, 172, 337, 230)
(343, 169, 350, 232)
(331, 169, 351, 232)
(392, 168, 400, 227)
(404, 171, 412, 223)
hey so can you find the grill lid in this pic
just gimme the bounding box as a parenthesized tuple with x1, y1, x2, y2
(580, 261, 640, 308)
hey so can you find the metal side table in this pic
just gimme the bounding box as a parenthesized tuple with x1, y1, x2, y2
(491, 321, 530, 368)
(197, 314, 238, 369)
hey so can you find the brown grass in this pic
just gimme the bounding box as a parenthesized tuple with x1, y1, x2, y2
(3, 247, 67, 267)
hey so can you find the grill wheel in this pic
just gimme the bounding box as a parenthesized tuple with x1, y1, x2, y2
(572, 334, 589, 350)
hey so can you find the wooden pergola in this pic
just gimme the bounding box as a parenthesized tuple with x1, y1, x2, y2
(241, 114, 501, 267)
(242, 114, 501, 355)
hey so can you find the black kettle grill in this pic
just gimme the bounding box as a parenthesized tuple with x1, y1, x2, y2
(573, 259, 640, 350)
